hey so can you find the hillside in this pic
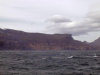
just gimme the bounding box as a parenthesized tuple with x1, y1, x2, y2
(90, 37, 100, 49)
(0, 28, 97, 50)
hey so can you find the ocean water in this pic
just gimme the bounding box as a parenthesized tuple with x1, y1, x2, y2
(0, 50, 100, 75)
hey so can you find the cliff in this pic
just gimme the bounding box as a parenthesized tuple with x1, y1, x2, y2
(0, 29, 96, 50)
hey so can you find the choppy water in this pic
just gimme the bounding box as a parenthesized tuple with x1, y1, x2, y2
(0, 50, 100, 75)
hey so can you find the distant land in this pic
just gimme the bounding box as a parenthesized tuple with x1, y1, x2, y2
(90, 37, 100, 50)
(0, 28, 99, 50)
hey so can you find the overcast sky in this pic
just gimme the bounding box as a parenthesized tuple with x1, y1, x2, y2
(0, 0, 100, 42)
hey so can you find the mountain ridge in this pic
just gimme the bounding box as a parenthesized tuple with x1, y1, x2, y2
(0, 28, 98, 50)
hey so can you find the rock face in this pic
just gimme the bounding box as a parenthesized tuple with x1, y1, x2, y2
(90, 37, 100, 49)
(0, 28, 96, 50)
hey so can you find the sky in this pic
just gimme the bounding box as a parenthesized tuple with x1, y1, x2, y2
(0, 0, 100, 42)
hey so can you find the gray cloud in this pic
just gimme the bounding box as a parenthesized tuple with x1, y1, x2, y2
(47, 15, 71, 23)
(46, 11, 100, 36)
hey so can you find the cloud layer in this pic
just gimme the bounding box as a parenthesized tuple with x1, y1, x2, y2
(0, 0, 100, 42)
(46, 10, 100, 36)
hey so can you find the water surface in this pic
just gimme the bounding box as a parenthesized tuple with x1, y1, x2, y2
(0, 50, 100, 75)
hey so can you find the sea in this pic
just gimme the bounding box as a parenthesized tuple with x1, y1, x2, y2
(0, 50, 100, 75)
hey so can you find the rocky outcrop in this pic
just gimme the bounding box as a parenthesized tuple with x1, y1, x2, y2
(0, 28, 97, 50)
